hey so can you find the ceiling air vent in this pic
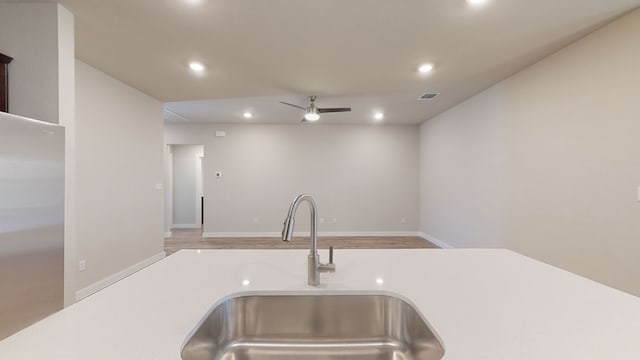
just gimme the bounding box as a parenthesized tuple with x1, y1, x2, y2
(163, 108, 189, 122)
(419, 93, 439, 100)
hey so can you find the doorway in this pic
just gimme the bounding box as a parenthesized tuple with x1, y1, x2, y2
(165, 144, 204, 234)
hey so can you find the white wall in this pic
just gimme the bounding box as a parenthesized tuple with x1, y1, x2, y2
(75, 61, 165, 295)
(165, 124, 420, 236)
(171, 144, 203, 227)
(420, 8, 640, 296)
(55, 6, 77, 307)
(0, 3, 61, 124)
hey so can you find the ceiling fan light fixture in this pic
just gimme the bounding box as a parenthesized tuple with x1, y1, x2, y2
(280, 96, 350, 122)
(304, 111, 320, 121)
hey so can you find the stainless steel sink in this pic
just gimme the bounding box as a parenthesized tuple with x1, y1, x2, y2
(181, 293, 445, 360)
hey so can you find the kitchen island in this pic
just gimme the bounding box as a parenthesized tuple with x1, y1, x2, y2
(0, 249, 639, 359)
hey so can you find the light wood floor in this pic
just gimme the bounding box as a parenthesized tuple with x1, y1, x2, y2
(165, 228, 439, 256)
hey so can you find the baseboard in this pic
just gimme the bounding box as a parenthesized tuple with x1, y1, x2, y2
(202, 232, 280, 238)
(75, 251, 166, 302)
(202, 231, 422, 238)
(320, 231, 421, 237)
(172, 224, 201, 229)
(418, 232, 455, 249)
(164, 231, 172, 238)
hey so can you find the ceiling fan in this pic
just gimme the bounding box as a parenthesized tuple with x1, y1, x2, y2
(280, 96, 351, 122)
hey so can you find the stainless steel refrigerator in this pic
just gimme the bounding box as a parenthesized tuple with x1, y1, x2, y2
(0, 111, 64, 340)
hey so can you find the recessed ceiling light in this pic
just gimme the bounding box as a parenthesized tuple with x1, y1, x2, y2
(418, 63, 434, 74)
(243, 112, 253, 119)
(466, 0, 488, 7)
(374, 112, 384, 121)
(189, 62, 205, 72)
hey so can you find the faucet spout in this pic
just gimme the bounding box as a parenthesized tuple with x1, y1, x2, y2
(282, 217, 295, 241)
(281, 194, 335, 286)
(282, 194, 318, 253)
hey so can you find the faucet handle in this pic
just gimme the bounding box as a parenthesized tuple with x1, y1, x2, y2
(319, 246, 336, 273)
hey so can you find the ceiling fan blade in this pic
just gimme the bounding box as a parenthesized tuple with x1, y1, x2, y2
(280, 101, 307, 110)
(318, 107, 351, 113)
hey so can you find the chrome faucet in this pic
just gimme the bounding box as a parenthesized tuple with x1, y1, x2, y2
(282, 194, 335, 286)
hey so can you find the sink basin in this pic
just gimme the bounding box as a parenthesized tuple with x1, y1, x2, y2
(181, 293, 445, 360)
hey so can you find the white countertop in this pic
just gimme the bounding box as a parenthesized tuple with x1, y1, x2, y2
(1, 249, 639, 359)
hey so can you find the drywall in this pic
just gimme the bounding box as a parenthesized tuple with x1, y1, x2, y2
(55, 5, 76, 307)
(420, 8, 640, 296)
(0, 3, 60, 124)
(171, 145, 203, 227)
(75, 61, 165, 293)
(165, 124, 420, 236)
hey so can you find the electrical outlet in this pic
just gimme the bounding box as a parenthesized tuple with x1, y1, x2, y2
(332, 218, 337, 224)
(319, 218, 325, 224)
(401, 217, 406, 224)
(78, 260, 87, 272)
(253, 217, 259, 224)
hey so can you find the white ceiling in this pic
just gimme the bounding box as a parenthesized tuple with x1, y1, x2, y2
(49, 0, 640, 124)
